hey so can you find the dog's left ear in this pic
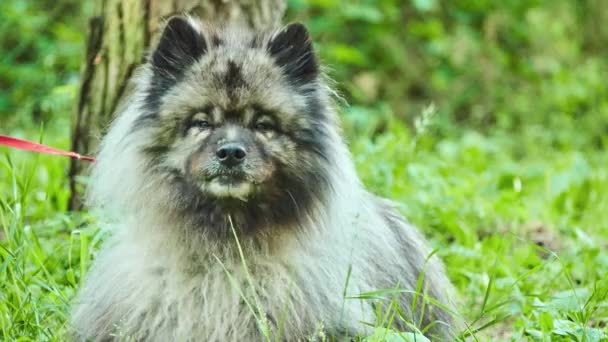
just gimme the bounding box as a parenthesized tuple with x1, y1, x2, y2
(268, 23, 318, 85)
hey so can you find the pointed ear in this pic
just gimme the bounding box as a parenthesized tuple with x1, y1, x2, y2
(151, 16, 207, 78)
(268, 23, 318, 84)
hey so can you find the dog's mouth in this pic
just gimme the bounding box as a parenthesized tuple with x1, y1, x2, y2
(213, 173, 246, 185)
(192, 161, 275, 201)
(202, 171, 256, 201)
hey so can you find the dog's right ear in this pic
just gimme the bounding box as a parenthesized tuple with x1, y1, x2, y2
(151, 16, 207, 78)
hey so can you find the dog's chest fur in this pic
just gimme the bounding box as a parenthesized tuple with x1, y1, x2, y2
(82, 212, 388, 341)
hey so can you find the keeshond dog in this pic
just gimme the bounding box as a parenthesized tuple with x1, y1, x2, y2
(71, 15, 458, 341)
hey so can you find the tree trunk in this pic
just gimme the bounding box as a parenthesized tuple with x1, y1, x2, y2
(581, 0, 608, 53)
(68, 0, 286, 209)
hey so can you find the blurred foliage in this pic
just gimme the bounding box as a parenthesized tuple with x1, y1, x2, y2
(2, 0, 607, 146)
(1, 0, 608, 340)
(0, 0, 91, 128)
(288, 0, 608, 149)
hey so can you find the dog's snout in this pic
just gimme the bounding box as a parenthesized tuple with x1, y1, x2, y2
(216, 143, 247, 166)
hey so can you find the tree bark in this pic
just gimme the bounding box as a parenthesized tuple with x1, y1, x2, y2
(580, 0, 608, 53)
(68, 0, 286, 209)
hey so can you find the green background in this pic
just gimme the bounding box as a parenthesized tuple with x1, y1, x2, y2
(1, 0, 607, 340)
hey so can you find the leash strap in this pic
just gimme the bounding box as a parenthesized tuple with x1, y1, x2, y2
(0, 134, 95, 162)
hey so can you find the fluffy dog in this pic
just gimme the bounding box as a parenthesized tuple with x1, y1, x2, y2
(71, 15, 457, 341)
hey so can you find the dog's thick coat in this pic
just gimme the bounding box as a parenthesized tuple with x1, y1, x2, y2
(71, 16, 457, 341)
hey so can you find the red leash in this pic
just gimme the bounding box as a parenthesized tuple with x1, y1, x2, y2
(0, 134, 95, 162)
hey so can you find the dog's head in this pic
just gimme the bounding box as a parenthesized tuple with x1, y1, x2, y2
(122, 16, 337, 234)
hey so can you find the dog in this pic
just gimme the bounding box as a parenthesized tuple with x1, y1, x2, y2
(70, 15, 457, 341)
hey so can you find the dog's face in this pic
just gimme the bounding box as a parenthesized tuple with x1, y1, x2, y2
(132, 17, 332, 233)
(181, 105, 282, 201)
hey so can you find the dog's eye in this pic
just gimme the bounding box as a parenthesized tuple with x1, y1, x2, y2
(254, 116, 276, 132)
(191, 119, 212, 130)
(254, 122, 273, 131)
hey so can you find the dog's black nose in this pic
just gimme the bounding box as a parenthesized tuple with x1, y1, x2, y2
(216, 143, 247, 166)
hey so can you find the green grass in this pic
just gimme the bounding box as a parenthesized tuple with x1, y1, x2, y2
(1, 110, 607, 341)
(358, 124, 608, 341)
(0, 123, 102, 340)
(1, 0, 608, 340)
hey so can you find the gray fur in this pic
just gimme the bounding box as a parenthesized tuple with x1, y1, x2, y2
(71, 16, 458, 341)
